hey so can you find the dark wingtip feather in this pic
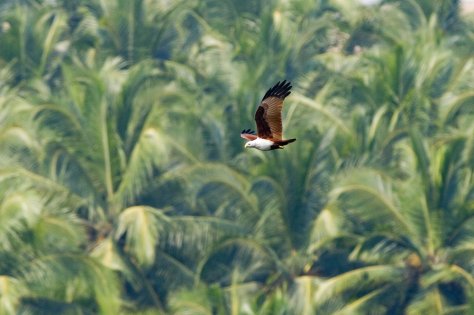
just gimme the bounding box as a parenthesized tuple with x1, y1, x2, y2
(262, 80, 292, 101)
(241, 129, 256, 134)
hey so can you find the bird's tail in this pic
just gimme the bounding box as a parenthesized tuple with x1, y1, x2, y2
(276, 139, 296, 146)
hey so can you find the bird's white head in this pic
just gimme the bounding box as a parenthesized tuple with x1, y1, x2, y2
(244, 141, 253, 149)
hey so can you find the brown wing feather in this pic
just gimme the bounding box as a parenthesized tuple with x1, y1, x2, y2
(258, 97, 283, 140)
(240, 129, 258, 141)
(255, 106, 273, 139)
(255, 80, 292, 140)
(241, 133, 258, 141)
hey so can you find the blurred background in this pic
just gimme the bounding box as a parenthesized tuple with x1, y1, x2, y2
(0, 0, 474, 314)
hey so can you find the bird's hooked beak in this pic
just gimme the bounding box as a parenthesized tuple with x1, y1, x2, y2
(244, 142, 250, 148)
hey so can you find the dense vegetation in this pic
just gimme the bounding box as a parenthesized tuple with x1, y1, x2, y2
(1, 0, 473, 314)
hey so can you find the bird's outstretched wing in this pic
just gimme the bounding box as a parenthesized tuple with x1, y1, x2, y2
(255, 80, 292, 140)
(240, 129, 257, 141)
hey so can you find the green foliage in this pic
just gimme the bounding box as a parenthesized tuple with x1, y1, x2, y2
(1, 0, 473, 314)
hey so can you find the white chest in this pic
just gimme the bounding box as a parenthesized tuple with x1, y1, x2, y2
(249, 138, 274, 151)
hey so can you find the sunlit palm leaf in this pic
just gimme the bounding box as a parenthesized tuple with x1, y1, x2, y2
(116, 206, 170, 266)
(0, 275, 26, 315)
(315, 265, 405, 306)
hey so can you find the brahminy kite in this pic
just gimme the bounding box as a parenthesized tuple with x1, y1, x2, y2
(241, 80, 296, 151)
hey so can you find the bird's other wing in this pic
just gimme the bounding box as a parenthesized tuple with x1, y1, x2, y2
(255, 80, 292, 140)
(240, 129, 258, 141)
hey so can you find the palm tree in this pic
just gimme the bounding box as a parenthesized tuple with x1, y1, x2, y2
(0, 116, 122, 313)
(1, 51, 185, 312)
(318, 128, 474, 314)
(90, 0, 194, 65)
(0, 2, 74, 85)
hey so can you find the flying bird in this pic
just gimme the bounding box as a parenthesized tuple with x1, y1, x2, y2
(241, 80, 296, 151)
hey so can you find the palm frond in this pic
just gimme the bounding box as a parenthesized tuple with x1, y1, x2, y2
(308, 207, 346, 253)
(315, 265, 404, 305)
(169, 284, 222, 315)
(0, 275, 26, 315)
(115, 127, 171, 206)
(288, 276, 320, 315)
(116, 206, 170, 267)
(22, 254, 122, 314)
(175, 163, 258, 212)
(331, 168, 412, 234)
